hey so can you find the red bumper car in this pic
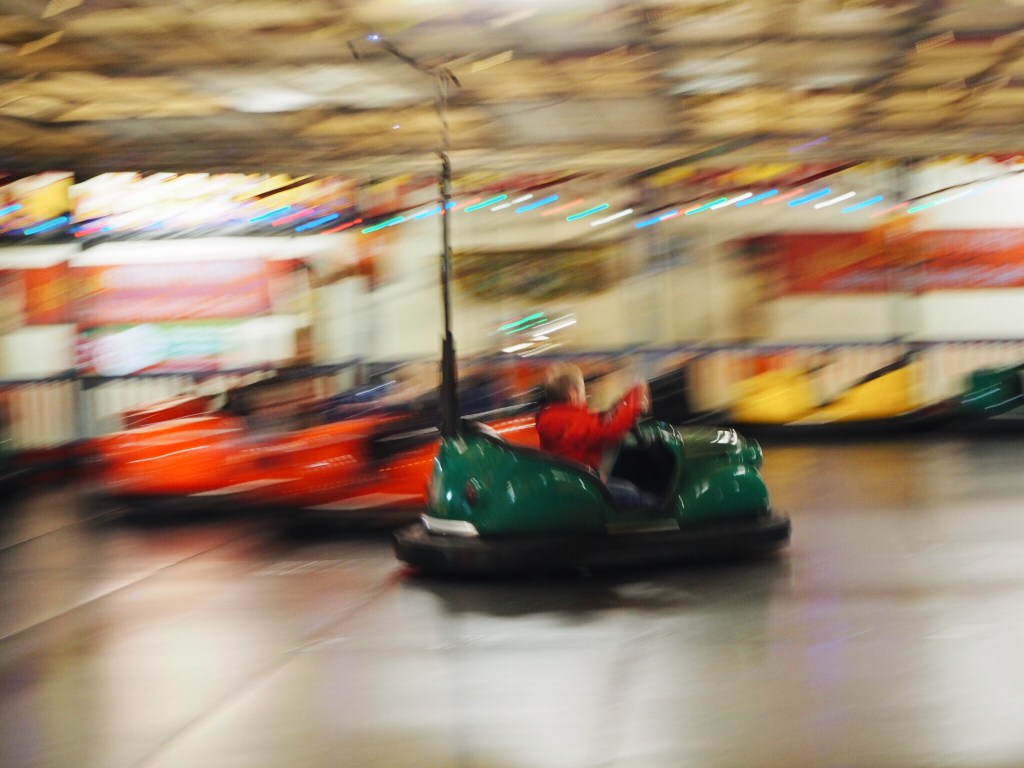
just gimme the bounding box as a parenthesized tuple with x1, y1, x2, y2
(88, 379, 539, 524)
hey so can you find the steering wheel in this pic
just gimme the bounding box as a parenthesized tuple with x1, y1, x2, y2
(629, 419, 654, 449)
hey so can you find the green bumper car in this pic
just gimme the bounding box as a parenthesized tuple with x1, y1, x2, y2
(393, 419, 790, 576)
(951, 364, 1024, 432)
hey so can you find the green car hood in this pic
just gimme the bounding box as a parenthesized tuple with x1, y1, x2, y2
(676, 425, 764, 468)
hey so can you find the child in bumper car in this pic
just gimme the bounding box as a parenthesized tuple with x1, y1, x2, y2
(536, 362, 655, 508)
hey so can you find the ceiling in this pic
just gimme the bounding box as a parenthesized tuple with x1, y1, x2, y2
(1, 0, 1023, 184)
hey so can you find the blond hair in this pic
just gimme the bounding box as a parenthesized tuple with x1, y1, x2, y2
(544, 363, 584, 404)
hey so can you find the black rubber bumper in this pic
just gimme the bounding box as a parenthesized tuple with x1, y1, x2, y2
(393, 513, 791, 577)
(81, 491, 240, 521)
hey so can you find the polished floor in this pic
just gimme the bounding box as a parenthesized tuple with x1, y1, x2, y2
(3, 435, 1024, 768)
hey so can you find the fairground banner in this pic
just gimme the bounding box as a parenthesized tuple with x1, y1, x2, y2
(736, 229, 1024, 293)
(71, 259, 302, 326)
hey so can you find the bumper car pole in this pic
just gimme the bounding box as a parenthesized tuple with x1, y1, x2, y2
(437, 70, 460, 438)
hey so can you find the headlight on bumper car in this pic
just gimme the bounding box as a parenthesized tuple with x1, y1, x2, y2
(422, 515, 480, 537)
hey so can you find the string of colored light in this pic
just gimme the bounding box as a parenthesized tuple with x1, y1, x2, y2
(566, 204, 609, 221)
(23, 216, 69, 235)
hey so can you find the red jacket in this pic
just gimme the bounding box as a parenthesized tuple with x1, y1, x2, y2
(536, 387, 644, 471)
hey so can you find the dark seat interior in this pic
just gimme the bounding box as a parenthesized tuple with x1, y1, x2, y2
(608, 439, 678, 504)
(369, 407, 441, 461)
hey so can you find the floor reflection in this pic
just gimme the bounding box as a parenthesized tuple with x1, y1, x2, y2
(2, 436, 1024, 767)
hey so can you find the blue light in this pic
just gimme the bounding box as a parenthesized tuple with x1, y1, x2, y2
(413, 206, 442, 219)
(735, 190, 778, 207)
(250, 206, 291, 223)
(515, 194, 558, 213)
(566, 204, 609, 222)
(295, 213, 340, 232)
(634, 209, 679, 229)
(362, 216, 404, 234)
(466, 195, 507, 212)
(788, 188, 832, 206)
(23, 216, 69, 235)
(0, 203, 22, 217)
(842, 195, 884, 213)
